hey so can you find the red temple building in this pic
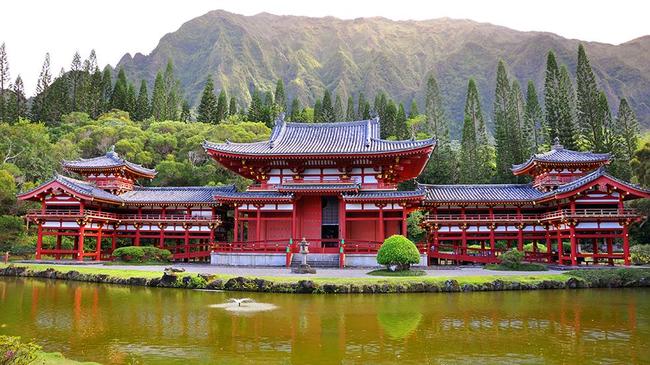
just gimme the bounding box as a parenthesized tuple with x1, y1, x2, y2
(19, 118, 649, 267)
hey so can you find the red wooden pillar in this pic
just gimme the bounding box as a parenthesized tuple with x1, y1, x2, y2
(378, 204, 385, 242)
(556, 226, 563, 265)
(158, 224, 166, 248)
(255, 204, 262, 242)
(234, 204, 240, 242)
(77, 221, 86, 262)
(516, 206, 524, 251)
(489, 226, 496, 252)
(35, 222, 43, 260)
(55, 234, 62, 260)
(184, 223, 190, 261)
(569, 222, 578, 266)
(291, 202, 297, 244)
(95, 224, 103, 261)
(623, 222, 630, 266)
(339, 197, 347, 243)
(545, 226, 552, 263)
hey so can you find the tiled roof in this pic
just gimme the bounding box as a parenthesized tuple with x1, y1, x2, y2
(213, 190, 294, 202)
(419, 183, 545, 203)
(278, 182, 360, 192)
(343, 190, 425, 201)
(548, 167, 650, 197)
(203, 118, 435, 156)
(63, 150, 156, 177)
(512, 141, 610, 173)
(18, 174, 123, 203)
(121, 186, 236, 204)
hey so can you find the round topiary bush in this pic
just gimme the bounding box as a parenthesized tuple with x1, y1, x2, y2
(630, 244, 650, 265)
(499, 248, 524, 269)
(376, 235, 421, 271)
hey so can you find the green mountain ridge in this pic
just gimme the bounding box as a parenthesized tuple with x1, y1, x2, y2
(116, 10, 650, 133)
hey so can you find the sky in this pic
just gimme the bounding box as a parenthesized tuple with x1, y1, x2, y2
(2, 0, 649, 96)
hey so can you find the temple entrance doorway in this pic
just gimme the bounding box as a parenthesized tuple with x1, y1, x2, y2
(321, 196, 340, 251)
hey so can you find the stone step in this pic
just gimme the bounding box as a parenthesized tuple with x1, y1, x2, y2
(291, 254, 340, 268)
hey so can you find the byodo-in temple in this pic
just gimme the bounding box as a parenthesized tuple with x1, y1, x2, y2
(18, 117, 650, 267)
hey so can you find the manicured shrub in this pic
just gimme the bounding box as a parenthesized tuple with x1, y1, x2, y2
(0, 335, 41, 365)
(499, 248, 524, 269)
(630, 244, 650, 265)
(112, 246, 172, 263)
(0, 215, 25, 253)
(376, 235, 421, 271)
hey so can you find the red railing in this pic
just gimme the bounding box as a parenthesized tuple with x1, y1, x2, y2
(424, 209, 641, 224)
(27, 209, 220, 223)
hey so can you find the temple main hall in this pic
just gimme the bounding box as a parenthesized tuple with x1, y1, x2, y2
(19, 117, 649, 267)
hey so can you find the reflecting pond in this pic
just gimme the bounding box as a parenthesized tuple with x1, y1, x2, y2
(0, 278, 648, 364)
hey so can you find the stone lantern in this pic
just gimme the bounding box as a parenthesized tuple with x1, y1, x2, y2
(291, 237, 316, 274)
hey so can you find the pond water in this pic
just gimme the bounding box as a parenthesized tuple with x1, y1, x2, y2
(0, 278, 648, 364)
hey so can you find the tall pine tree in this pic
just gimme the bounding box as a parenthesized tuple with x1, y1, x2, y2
(0, 43, 9, 122)
(493, 60, 513, 182)
(31, 53, 52, 122)
(334, 94, 345, 122)
(274, 79, 286, 113)
(216, 90, 228, 122)
(289, 98, 301, 122)
(319, 90, 335, 122)
(558, 65, 578, 149)
(109, 68, 129, 111)
(524, 81, 544, 153)
(197, 75, 217, 123)
(576, 44, 603, 151)
(229, 96, 238, 116)
(150, 71, 167, 121)
(133, 80, 150, 121)
(460, 79, 492, 183)
(346, 96, 355, 121)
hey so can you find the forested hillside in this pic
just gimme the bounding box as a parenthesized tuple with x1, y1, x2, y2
(115, 10, 650, 131)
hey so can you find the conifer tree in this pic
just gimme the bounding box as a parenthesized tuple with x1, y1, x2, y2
(615, 98, 640, 166)
(493, 60, 513, 182)
(409, 100, 419, 117)
(418, 73, 456, 184)
(576, 44, 603, 151)
(274, 79, 286, 112)
(31, 53, 52, 122)
(320, 90, 335, 122)
(396, 103, 407, 139)
(524, 81, 544, 153)
(216, 90, 228, 122)
(163, 60, 180, 121)
(197, 75, 217, 123)
(544, 51, 561, 143)
(262, 91, 275, 126)
(346, 96, 355, 121)
(229, 96, 237, 116)
(357, 93, 369, 119)
(382, 99, 397, 138)
(558, 65, 578, 149)
(247, 89, 263, 122)
(289, 98, 300, 121)
(460, 79, 492, 183)
(0, 43, 9, 122)
(7, 75, 26, 122)
(69, 51, 83, 111)
(110, 68, 129, 111)
(101, 66, 113, 112)
(180, 100, 191, 122)
(150, 71, 167, 121)
(334, 94, 345, 122)
(313, 98, 322, 123)
(134, 80, 150, 121)
(126, 82, 136, 115)
(508, 80, 530, 174)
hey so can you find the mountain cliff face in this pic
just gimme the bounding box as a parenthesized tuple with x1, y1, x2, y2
(116, 10, 650, 132)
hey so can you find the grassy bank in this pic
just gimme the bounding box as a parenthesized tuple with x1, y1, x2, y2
(1, 263, 648, 294)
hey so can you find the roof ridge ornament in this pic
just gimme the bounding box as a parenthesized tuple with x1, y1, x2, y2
(552, 136, 563, 150)
(366, 117, 377, 147)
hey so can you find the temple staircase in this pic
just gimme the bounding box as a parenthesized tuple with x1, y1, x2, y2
(290, 254, 340, 268)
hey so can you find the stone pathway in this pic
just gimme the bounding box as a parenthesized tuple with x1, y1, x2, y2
(23, 262, 566, 278)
